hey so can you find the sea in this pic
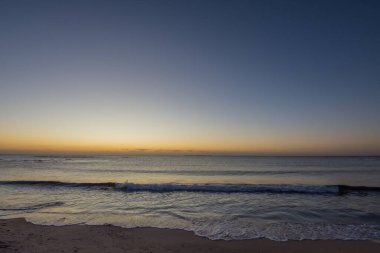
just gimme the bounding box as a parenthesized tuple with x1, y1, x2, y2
(0, 154, 379, 241)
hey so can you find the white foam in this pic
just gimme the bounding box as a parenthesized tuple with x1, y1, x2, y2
(7, 213, 380, 241)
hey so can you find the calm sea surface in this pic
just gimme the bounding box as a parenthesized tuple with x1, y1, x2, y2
(0, 155, 379, 241)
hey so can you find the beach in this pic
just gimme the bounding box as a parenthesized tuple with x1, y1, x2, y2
(1, 218, 379, 253)
(1, 0, 379, 252)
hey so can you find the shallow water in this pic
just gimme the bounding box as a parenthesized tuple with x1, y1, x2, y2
(0, 155, 379, 241)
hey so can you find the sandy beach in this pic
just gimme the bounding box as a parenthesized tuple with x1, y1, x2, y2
(0, 218, 379, 253)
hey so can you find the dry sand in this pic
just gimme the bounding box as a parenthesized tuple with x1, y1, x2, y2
(0, 218, 379, 253)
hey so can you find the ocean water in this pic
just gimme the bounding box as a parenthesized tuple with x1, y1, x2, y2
(0, 154, 380, 241)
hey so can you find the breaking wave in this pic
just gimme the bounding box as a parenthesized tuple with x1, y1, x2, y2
(1, 180, 379, 194)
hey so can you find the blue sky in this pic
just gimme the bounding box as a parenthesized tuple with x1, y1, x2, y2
(0, 0, 379, 155)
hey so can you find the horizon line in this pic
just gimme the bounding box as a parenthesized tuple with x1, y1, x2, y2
(1, 151, 379, 157)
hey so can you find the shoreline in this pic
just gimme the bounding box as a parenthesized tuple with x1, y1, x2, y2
(1, 218, 379, 253)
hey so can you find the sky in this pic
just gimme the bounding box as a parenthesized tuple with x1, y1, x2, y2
(0, 0, 379, 155)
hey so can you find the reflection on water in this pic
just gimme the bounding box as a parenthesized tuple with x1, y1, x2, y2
(0, 155, 380, 241)
(1, 155, 380, 186)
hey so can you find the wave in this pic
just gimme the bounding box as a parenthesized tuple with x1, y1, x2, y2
(114, 182, 341, 193)
(193, 221, 380, 241)
(18, 216, 380, 241)
(1, 180, 379, 194)
(0, 201, 64, 211)
(0, 181, 115, 188)
(61, 168, 379, 176)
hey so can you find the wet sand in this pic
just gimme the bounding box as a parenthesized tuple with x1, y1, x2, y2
(0, 218, 379, 253)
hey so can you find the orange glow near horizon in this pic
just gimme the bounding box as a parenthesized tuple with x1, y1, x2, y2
(1, 131, 379, 155)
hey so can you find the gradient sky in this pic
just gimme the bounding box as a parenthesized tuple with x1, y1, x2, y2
(0, 0, 379, 155)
